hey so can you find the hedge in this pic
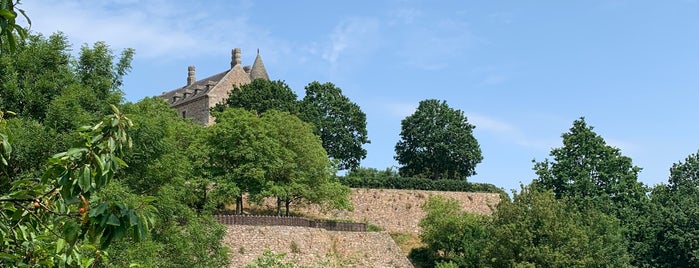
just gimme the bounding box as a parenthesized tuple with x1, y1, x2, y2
(338, 174, 505, 195)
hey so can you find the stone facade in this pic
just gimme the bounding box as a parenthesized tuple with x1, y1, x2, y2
(160, 48, 269, 125)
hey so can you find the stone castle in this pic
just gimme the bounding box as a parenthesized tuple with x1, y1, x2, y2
(160, 48, 269, 125)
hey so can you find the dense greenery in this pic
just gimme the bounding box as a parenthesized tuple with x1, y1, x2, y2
(5, 5, 699, 267)
(340, 167, 505, 195)
(217, 80, 370, 171)
(395, 99, 482, 180)
(204, 108, 352, 216)
(412, 118, 699, 268)
(0, 33, 229, 267)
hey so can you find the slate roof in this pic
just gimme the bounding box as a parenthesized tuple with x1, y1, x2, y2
(161, 71, 228, 106)
(160, 48, 269, 107)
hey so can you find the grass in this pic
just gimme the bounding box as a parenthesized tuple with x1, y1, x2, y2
(390, 232, 424, 254)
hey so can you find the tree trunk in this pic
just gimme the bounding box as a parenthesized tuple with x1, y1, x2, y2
(285, 199, 291, 216)
(236, 196, 243, 215)
(276, 198, 282, 217)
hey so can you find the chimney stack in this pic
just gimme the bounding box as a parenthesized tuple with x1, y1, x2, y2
(187, 66, 196, 86)
(231, 48, 242, 68)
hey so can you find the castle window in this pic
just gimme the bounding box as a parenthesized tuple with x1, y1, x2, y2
(182, 111, 186, 118)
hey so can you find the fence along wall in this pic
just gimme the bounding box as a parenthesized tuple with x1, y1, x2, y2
(214, 215, 367, 232)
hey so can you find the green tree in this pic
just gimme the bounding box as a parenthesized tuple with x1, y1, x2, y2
(214, 79, 299, 115)
(0, 0, 30, 53)
(633, 151, 699, 267)
(531, 118, 649, 264)
(417, 195, 491, 267)
(204, 108, 278, 214)
(0, 33, 74, 121)
(300, 81, 369, 170)
(104, 97, 230, 267)
(487, 187, 631, 267)
(395, 99, 482, 180)
(260, 110, 352, 216)
(532, 118, 646, 206)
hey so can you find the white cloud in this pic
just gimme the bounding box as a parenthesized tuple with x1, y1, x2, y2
(22, 0, 279, 60)
(468, 113, 516, 133)
(321, 17, 381, 68)
(468, 113, 557, 151)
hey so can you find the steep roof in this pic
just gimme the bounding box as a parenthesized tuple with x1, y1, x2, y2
(249, 50, 269, 81)
(161, 70, 228, 106)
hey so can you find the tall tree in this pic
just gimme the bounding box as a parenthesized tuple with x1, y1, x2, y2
(204, 108, 277, 214)
(532, 118, 647, 217)
(634, 151, 699, 267)
(261, 110, 352, 216)
(214, 79, 298, 115)
(300, 81, 369, 170)
(395, 99, 482, 180)
(532, 118, 649, 265)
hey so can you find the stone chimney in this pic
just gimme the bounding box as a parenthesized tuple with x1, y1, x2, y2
(187, 66, 196, 86)
(231, 48, 242, 69)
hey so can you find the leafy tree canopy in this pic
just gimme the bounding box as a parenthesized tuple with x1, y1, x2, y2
(487, 187, 631, 267)
(214, 79, 298, 115)
(395, 99, 482, 180)
(300, 81, 369, 170)
(532, 118, 647, 218)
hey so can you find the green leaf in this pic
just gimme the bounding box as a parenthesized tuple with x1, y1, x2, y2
(89, 202, 108, 217)
(79, 165, 91, 191)
(106, 214, 121, 226)
(56, 238, 66, 253)
(113, 156, 127, 167)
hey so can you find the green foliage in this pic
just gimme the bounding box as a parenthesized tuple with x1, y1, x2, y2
(0, 117, 59, 187)
(395, 99, 482, 180)
(106, 97, 229, 267)
(0, 0, 30, 53)
(633, 151, 699, 267)
(245, 249, 308, 268)
(299, 81, 369, 170)
(214, 79, 299, 115)
(0, 33, 74, 121)
(532, 118, 646, 206)
(531, 117, 649, 264)
(487, 187, 631, 268)
(0, 106, 156, 267)
(204, 108, 351, 216)
(261, 110, 352, 215)
(418, 196, 491, 267)
(340, 167, 505, 194)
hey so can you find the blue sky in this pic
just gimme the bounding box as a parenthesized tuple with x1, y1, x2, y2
(21, 0, 699, 192)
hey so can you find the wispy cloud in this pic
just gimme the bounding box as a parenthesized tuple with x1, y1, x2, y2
(390, 16, 481, 71)
(320, 17, 381, 69)
(23, 0, 279, 60)
(468, 113, 557, 151)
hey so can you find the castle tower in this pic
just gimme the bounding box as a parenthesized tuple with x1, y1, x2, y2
(249, 49, 270, 81)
